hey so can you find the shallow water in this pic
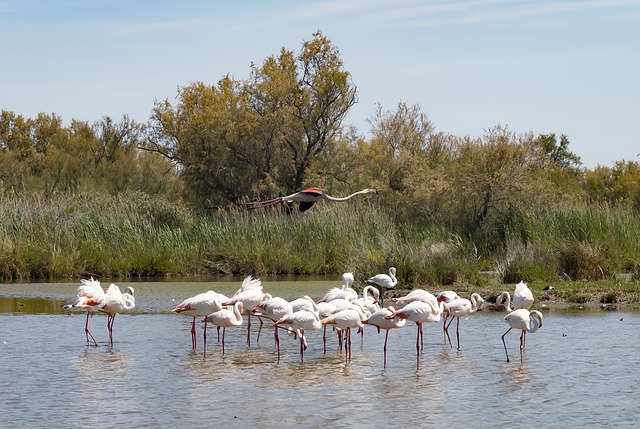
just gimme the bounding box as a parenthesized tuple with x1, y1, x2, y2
(1, 280, 639, 428)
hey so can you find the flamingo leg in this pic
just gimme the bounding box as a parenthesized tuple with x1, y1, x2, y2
(107, 314, 116, 346)
(322, 325, 327, 354)
(190, 317, 197, 349)
(445, 316, 454, 348)
(256, 316, 264, 344)
(383, 330, 389, 369)
(442, 314, 449, 344)
(519, 331, 525, 362)
(275, 325, 281, 362)
(203, 321, 208, 357)
(85, 311, 98, 347)
(299, 330, 306, 363)
(246, 314, 252, 346)
(456, 317, 461, 350)
(502, 327, 513, 362)
(221, 327, 226, 355)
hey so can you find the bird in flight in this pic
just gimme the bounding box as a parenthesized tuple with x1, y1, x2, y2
(246, 187, 378, 212)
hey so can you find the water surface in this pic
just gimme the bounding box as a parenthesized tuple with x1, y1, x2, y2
(1, 280, 638, 428)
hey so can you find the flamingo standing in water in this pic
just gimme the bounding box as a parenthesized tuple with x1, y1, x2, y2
(495, 281, 535, 347)
(321, 307, 363, 363)
(202, 302, 244, 355)
(440, 293, 484, 350)
(223, 276, 270, 347)
(101, 284, 135, 346)
(252, 296, 293, 361)
(363, 306, 406, 368)
(436, 290, 460, 344)
(68, 278, 107, 346)
(386, 299, 445, 368)
(274, 309, 322, 363)
(501, 308, 543, 362)
(246, 187, 378, 212)
(367, 267, 398, 306)
(172, 291, 224, 354)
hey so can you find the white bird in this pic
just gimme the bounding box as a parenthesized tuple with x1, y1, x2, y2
(101, 284, 135, 346)
(440, 293, 484, 349)
(252, 296, 293, 361)
(392, 288, 437, 306)
(290, 295, 320, 314)
(501, 308, 543, 362)
(342, 272, 354, 289)
(367, 267, 398, 306)
(172, 291, 224, 353)
(436, 290, 460, 343)
(274, 309, 322, 363)
(69, 278, 107, 346)
(246, 187, 378, 212)
(202, 302, 244, 355)
(363, 306, 406, 368)
(234, 275, 263, 295)
(318, 287, 357, 303)
(321, 307, 364, 362)
(223, 288, 270, 347)
(386, 299, 445, 368)
(495, 280, 534, 311)
(353, 285, 381, 314)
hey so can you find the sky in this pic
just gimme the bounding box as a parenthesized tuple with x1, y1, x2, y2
(1, 0, 639, 168)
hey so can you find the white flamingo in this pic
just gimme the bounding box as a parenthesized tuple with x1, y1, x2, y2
(367, 267, 398, 306)
(202, 302, 244, 355)
(68, 278, 107, 346)
(321, 306, 364, 363)
(172, 290, 223, 353)
(495, 281, 534, 311)
(363, 306, 406, 368)
(501, 308, 543, 362)
(386, 299, 445, 368)
(252, 296, 293, 361)
(436, 290, 460, 343)
(274, 309, 322, 363)
(101, 284, 135, 346)
(246, 187, 378, 212)
(391, 288, 437, 306)
(223, 288, 270, 347)
(441, 293, 484, 349)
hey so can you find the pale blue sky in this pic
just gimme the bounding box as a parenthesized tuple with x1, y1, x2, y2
(2, 0, 639, 167)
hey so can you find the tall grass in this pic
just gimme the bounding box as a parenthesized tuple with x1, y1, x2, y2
(1, 191, 639, 285)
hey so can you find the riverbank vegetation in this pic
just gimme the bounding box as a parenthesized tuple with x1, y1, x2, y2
(2, 32, 639, 298)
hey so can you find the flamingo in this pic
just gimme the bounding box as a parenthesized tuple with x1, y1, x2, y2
(101, 284, 135, 346)
(362, 306, 406, 368)
(223, 288, 270, 347)
(202, 302, 244, 355)
(436, 290, 460, 344)
(246, 187, 378, 212)
(440, 293, 484, 349)
(274, 309, 322, 363)
(68, 278, 107, 346)
(367, 267, 398, 306)
(342, 272, 354, 289)
(501, 308, 543, 362)
(252, 297, 293, 361)
(316, 301, 338, 353)
(321, 306, 364, 363)
(392, 288, 438, 306)
(317, 287, 357, 303)
(172, 290, 224, 354)
(386, 299, 445, 368)
(495, 281, 534, 311)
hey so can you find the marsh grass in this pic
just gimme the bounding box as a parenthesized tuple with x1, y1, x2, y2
(1, 192, 639, 290)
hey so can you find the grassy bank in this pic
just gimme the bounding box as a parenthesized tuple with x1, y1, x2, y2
(1, 192, 639, 295)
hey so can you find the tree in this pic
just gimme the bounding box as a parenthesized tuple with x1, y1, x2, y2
(145, 31, 357, 211)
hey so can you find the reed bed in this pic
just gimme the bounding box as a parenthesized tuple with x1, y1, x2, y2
(1, 191, 639, 286)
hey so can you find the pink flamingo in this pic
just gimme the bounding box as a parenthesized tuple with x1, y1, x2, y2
(69, 278, 107, 347)
(202, 302, 244, 355)
(274, 309, 322, 363)
(502, 308, 543, 362)
(440, 293, 484, 349)
(252, 296, 293, 361)
(320, 304, 367, 363)
(436, 290, 460, 344)
(363, 306, 406, 368)
(172, 290, 223, 354)
(246, 187, 378, 212)
(101, 284, 135, 346)
(386, 299, 445, 368)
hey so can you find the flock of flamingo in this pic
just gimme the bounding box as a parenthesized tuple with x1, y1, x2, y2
(66, 269, 543, 366)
